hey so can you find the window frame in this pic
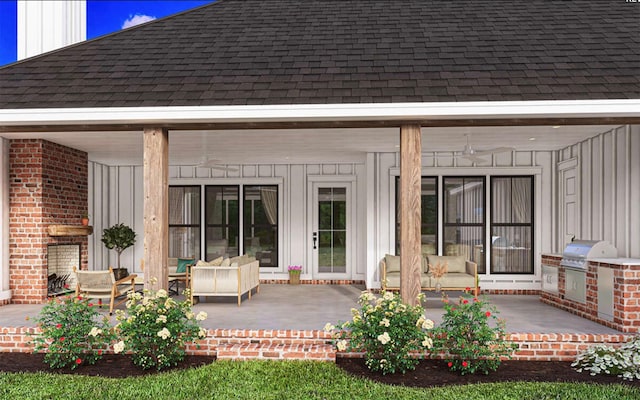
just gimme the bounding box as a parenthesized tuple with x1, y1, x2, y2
(168, 185, 202, 259)
(442, 176, 486, 273)
(489, 175, 535, 275)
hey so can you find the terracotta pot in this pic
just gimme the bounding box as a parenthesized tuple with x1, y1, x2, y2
(81, 218, 89, 226)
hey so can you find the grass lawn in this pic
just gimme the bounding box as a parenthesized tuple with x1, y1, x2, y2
(1, 360, 638, 400)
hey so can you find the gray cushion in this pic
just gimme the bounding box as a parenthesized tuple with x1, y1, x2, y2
(385, 254, 400, 273)
(427, 255, 466, 274)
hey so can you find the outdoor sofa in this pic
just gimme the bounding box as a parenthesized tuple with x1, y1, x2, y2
(189, 254, 260, 306)
(381, 254, 478, 296)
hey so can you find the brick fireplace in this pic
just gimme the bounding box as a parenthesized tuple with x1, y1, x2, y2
(9, 139, 89, 304)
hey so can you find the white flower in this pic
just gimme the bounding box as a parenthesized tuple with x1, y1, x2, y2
(196, 311, 207, 321)
(422, 337, 433, 348)
(323, 323, 335, 332)
(88, 327, 102, 337)
(156, 315, 167, 324)
(377, 332, 391, 345)
(337, 340, 347, 352)
(383, 291, 394, 301)
(157, 327, 171, 340)
(113, 341, 125, 354)
(422, 319, 434, 330)
(198, 327, 207, 338)
(156, 289, 168, 298)
(379, 318, 390, 327)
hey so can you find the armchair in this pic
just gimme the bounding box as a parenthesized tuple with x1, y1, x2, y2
(73, 266, 137, 314)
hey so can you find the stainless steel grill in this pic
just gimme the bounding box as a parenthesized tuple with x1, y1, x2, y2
(560, 240, 617, 269)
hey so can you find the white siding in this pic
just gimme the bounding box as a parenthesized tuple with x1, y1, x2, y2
(88, 161, 366, 281)
(17, 0, 86, 60)
(557, 125, 640, 258)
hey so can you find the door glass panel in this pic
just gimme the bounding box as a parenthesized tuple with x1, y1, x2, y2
(243, 185, 278, 267)
(205, 186, 239, 260)
(443, 177, 485, 272)
(317, 187, 347, 274)
(169, 186, 200, 258)
(395, 177, 438, 255)
(490, 176, 534, 274)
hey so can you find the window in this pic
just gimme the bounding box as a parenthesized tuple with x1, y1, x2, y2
(205, 186, 239, 260)
(243, 185, 278, 267)
(395, 177, 438, 256)
(169, 186, 201, 258)
(490, 176, 534, 274)
(443, 177, 485, 273)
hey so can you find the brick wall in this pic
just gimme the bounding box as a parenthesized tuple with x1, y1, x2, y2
(9, 139, 88, 304)
(1, 325, 632, 363)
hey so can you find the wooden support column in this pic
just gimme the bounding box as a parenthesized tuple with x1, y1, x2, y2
(143, 127, 169, 291)
(399, 124, 422, 306)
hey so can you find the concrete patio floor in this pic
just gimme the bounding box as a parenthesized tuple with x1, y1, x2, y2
(0, 284, 622, 334)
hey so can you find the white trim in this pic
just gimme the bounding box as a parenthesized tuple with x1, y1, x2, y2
(1, 99, 639, 126)
(307, 177, 356, 280)
(390, 166, 543, 176)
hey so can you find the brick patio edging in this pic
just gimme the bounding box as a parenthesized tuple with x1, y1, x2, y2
(1, 326, 633, 362)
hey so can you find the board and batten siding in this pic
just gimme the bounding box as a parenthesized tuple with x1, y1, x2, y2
(556, 125, 640, 258)
(88, 161, 367, 282)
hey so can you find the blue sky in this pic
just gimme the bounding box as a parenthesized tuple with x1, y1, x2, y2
(0, 1, 213, 66)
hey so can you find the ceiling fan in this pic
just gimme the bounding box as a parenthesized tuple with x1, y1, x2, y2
(454, 134, 515, 163)
(193, 158, 238, 172)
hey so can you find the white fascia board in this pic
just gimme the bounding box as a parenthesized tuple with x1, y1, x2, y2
(0, 99, 639, 126)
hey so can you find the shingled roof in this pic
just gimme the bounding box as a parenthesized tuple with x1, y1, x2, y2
(0, 0, 638, 109)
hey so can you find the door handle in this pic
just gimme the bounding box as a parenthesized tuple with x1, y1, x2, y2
(313, 232, 317, 250)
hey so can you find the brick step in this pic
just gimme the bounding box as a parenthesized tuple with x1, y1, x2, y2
(216, 342, 336, 361)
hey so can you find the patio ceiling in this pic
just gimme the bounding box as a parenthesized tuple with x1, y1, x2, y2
(0, 124, 620, 165)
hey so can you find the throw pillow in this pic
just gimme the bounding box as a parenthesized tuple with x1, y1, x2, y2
(176, 258, 194, 273)
(208, 256, 224, 266)
(384, 254, 400, 273)
(220, 258, 231, 267)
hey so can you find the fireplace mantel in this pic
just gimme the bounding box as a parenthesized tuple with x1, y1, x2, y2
(48, 225, 93, 237)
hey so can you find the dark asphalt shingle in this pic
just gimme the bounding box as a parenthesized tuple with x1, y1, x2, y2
(0, 0, 639, 109)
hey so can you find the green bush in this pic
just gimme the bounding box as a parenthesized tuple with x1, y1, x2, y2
(114, 288, 207, 370)
(572, 335, 640, 380)
(326, 290, 434, 375)
(431, 293, 516, 375)
(30, 295, 113, 369)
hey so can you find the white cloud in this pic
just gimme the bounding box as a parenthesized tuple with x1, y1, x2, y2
(122, 14, 156, 29)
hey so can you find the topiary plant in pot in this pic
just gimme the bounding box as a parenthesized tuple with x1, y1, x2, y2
(101, 223, 137, 280)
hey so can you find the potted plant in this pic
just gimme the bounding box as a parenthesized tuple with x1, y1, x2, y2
(81, 213, 90, 226)
(101, 223, 137, 280)
(288, 265, 302, 285)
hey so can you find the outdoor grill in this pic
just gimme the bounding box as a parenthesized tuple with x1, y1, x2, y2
(560, 240, 617, 269)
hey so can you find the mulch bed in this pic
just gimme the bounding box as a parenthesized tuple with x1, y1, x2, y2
(0, 352, 638, 388)
(0, 353, 216, 378)
(336, 357, 640, 388)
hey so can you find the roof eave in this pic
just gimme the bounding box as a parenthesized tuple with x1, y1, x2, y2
(1, 99, 640, 131)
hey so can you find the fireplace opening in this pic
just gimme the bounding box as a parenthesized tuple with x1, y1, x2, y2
(47, 244, 80, 296)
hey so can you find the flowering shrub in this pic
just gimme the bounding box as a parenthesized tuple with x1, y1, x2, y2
(114, 288, 207, 370)
(572, 335, 640, 380)
(30, 295, 113, 369)
(287, 265, 302, 274)
(431, 292, 516, 375)
(325, 290, 434, 375)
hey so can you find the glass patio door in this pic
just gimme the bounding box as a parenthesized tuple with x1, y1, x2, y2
(310, 183, 350, 277)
